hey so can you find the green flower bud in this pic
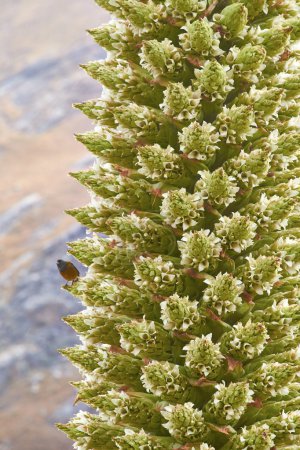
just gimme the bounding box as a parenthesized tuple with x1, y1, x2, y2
(178, 121, 220, 162)
(225, 423, 275, 450)
(60, 345, 103, 372)
(215, 105, 256, 144)
(63, 311, 129, 346)
(161, 402, 208, 443)
(73, 379, 117, 402)
(276, 237, 300, 275)
(141, 360, 192, 403)
(67, 235, 108, 266)
(160, 188, 204, 231)
(252, 87, 284, 121)
(251, 298, 300, 338)
(114, 104, 144, 128)
(203, 273, 244, 317)
(240, 254, 282, 295)
(82, 386, 120, 418)
(164, 0, 207, 19)
(160, 82, 202, 120)
(160, 294, 201, 332)
(136, 144, 185, 182)
(90, 240, 136, 279)
(70, 169, 109, 197)
(246, 194, 296, 232)
(72, 276, 151, 317)
(229, 44, 266, 78)
(58, 411, 125, 449)
(220, 320, 269, 361)
(248, 362, 300, 399)
(115, 429, 175, 450)
(277, 131, 300, 158)
(109, 213, 177, 254)
(180, 19, 221, 56)
(73, 98, 107, 120)
(88, 22, 138, 61)
(194, 60, 233, 101)
(231, 0, 268, 19)
(92, 388, 164, 433)
(117, 319, 174, 360)
(134, 255, 184, 296)
(75, 129, 111, 151)
(88, 24, 114, 49)
(215, 212, 257, 253)
(250, 130, 278, 155)
(94, 347, 143, 388)
(195, 168, 239, 209)
(213, 3, 248, 39)
(184, 334, 224, 378)
(81, 59, 161, 107)
(225, 148, 272, 188)
(95, 0, 121, 13)
(277, 74, 300, 100)
(77, 98, 124, 124)
(60, 345, 143, 388)
(265, 332, 300, 357)
(204, 381, 254, 425)
(81, 60, 121, 90)
(111, 0, 159, 32)
(179, 229, 222, 273)
(66, 206, 111, 233)
(71, 169, 159, 211)
(113, 103, 162, 140)
(277, 100, 300, 123)
(264, 410, 300, 444)
(139, 39, 184, 78)
(75, 130, 136, 166)
(260, 27, 292, 57)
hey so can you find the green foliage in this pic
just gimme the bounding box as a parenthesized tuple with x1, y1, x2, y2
(58, 0, 300, 449)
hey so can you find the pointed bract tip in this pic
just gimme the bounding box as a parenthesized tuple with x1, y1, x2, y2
(73, 102, 87, 111)
(69, 172, 79, 179)
(58, 348, 68, 356)
(87, 28, 96, 35)
(74, 133, 86, 144)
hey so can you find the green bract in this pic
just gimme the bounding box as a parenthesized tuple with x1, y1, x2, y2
(59, 1, 300, 449)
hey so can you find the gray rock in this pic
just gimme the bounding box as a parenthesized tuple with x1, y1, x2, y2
(70, 155, 95, 171)
(50, 397, 91, 424)
(0, 45, 105, 133)
(0, 194, 42, 235)
(0, 225, 87, 392)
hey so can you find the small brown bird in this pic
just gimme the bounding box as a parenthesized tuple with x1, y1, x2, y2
(57, 259, 80, 286)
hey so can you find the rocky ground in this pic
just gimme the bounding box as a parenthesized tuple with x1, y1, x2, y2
(0, 1, 109, 449)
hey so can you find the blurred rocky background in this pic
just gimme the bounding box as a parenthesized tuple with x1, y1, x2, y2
(0, 1, 109, 449)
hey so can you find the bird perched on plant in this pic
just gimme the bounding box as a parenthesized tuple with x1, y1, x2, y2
(57, 259, 80, 286)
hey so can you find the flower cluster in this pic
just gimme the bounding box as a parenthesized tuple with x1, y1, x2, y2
(59, 0, 300, 449)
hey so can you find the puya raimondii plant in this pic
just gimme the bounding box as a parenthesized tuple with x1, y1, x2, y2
(57, 0, 300, 448)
